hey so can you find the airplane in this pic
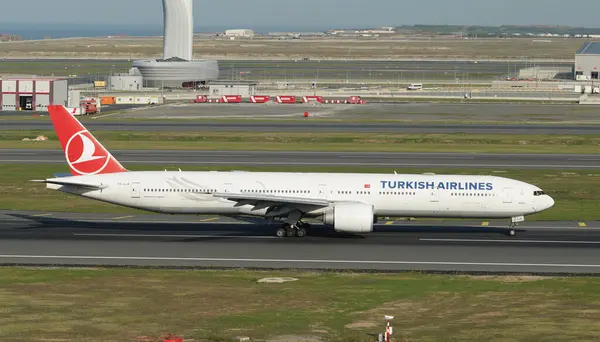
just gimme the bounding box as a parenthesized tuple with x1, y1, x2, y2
(34, 105, 555, 238)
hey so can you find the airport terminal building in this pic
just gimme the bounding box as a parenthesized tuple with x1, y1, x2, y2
(575, 42, 600, 81)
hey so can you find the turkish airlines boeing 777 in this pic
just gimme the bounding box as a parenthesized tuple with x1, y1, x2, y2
(35, 105, 554, 238)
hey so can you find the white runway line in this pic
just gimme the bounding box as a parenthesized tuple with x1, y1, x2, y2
(1, 255, 600, 268)
(420, 238, 600, 244)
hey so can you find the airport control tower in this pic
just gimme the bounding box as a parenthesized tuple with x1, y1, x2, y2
(132, 0, 219, 88)
(162, 0, 193, 60)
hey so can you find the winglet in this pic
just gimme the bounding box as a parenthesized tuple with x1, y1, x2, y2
(47, 105, 127, 176)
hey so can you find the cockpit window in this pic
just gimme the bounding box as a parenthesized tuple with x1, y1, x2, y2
(533, 190, 546, 196)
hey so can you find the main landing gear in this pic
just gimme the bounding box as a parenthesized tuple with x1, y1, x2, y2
(275, 222, 312, 238)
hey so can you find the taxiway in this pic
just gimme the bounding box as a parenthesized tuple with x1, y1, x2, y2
(4, 120, 600, 134)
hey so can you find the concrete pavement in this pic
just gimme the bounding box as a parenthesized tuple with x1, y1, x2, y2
(0, 210, 598, 274)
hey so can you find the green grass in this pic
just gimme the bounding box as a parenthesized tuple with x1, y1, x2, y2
(3, 164, 599, 220)
(6, 131, 600, 154)
(2, 268, 600, 341)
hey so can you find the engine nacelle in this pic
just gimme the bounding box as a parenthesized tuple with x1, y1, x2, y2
(321, 202, 375, 233)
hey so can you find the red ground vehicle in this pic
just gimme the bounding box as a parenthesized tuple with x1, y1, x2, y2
(191, 95, 208, 103)
(348, 96, 366, 104)
(81, 100, 98, 114)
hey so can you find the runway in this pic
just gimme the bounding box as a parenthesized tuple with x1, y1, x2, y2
(2, 149, 599, 169)
(0, 210, 598, 274)
(3, 120, 600, 135)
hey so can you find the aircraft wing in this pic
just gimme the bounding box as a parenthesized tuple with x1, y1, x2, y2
(31, 179, 107, 190)
(212, 192, 330, 214)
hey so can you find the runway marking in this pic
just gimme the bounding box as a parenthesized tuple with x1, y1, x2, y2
(385, 221, 394, 225)
(32, 213, 52, 217)
(420, 238, 600, 245)
(481, 222, 489, 226)
(199, 217, 219, 222)
(579, 222, 587, 227)
(1, 255, 600, 269)
(112, 216, 134, 220)
(73, 233, 276, 239)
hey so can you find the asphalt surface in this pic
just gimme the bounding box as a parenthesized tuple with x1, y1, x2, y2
(0, 210, 598, 274)
(1, 149, 598, 169)
(3, 120, 600, 134)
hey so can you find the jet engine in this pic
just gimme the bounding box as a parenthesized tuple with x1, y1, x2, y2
(320, 202, 375, 233)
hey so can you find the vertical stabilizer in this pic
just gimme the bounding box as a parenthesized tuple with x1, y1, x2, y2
(47, 105, 127, 176)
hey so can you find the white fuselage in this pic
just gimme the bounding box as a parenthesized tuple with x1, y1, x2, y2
(47, 171, 554, 219)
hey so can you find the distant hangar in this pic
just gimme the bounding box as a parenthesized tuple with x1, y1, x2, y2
(0, 77, 67, 112)
(575, 42, 600, 81)
(225, 29, 255, 38)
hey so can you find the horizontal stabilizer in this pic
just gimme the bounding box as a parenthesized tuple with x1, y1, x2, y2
(53, 173, 73, 178)
(31, 179, 107, 190)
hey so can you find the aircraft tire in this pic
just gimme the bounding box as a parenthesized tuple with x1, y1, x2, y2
(276, 228, 287, 238)
(286, 227, 296, 237)
(296, 228, 307, 238)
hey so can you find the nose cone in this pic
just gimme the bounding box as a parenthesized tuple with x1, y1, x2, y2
(546, 195, 555, 210)
(537, 195, 555, 212)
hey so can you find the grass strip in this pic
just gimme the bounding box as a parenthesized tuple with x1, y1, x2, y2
(2, 268, 600, 341)
(5, 131, 600, 154)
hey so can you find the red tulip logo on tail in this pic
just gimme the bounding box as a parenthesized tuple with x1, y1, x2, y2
(65, 130, 110, 175)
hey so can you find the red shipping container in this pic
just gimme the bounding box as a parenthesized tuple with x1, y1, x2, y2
(302, 96, 323, 103)
(276, 96, 297, 104)
(250, 95, 271, 103)
(221, 95, 242, 103)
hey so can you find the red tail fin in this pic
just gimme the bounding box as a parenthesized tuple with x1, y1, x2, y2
(47, 105, 127, 176)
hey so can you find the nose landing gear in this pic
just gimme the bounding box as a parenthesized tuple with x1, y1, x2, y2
(505, 216, 525, 237)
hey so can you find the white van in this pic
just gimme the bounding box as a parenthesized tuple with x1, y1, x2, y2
(407, 83, 423, 90)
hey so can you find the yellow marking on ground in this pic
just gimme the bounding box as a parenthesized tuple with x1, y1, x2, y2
(578, 222, 587, 227)
(113, 215, 134, 220)
(199, 217, 219, 222)
(33, 213, 52, 217)
(482, 222, 489, 226)
(385, 221, 394, 225)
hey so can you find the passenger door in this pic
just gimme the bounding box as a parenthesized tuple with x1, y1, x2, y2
(429, 189, 439, 203)
(130, 182, 140, 198)
(317, 184, 328, 199)
(503, 187, 513, 203)
(429, 188, 440, 215)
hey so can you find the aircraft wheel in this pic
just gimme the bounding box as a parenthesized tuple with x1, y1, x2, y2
(276, 228, 287, 238)
(507, 229, 516, 237)
(286, 227, 296, 237)
(296, 228, 307, 238)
